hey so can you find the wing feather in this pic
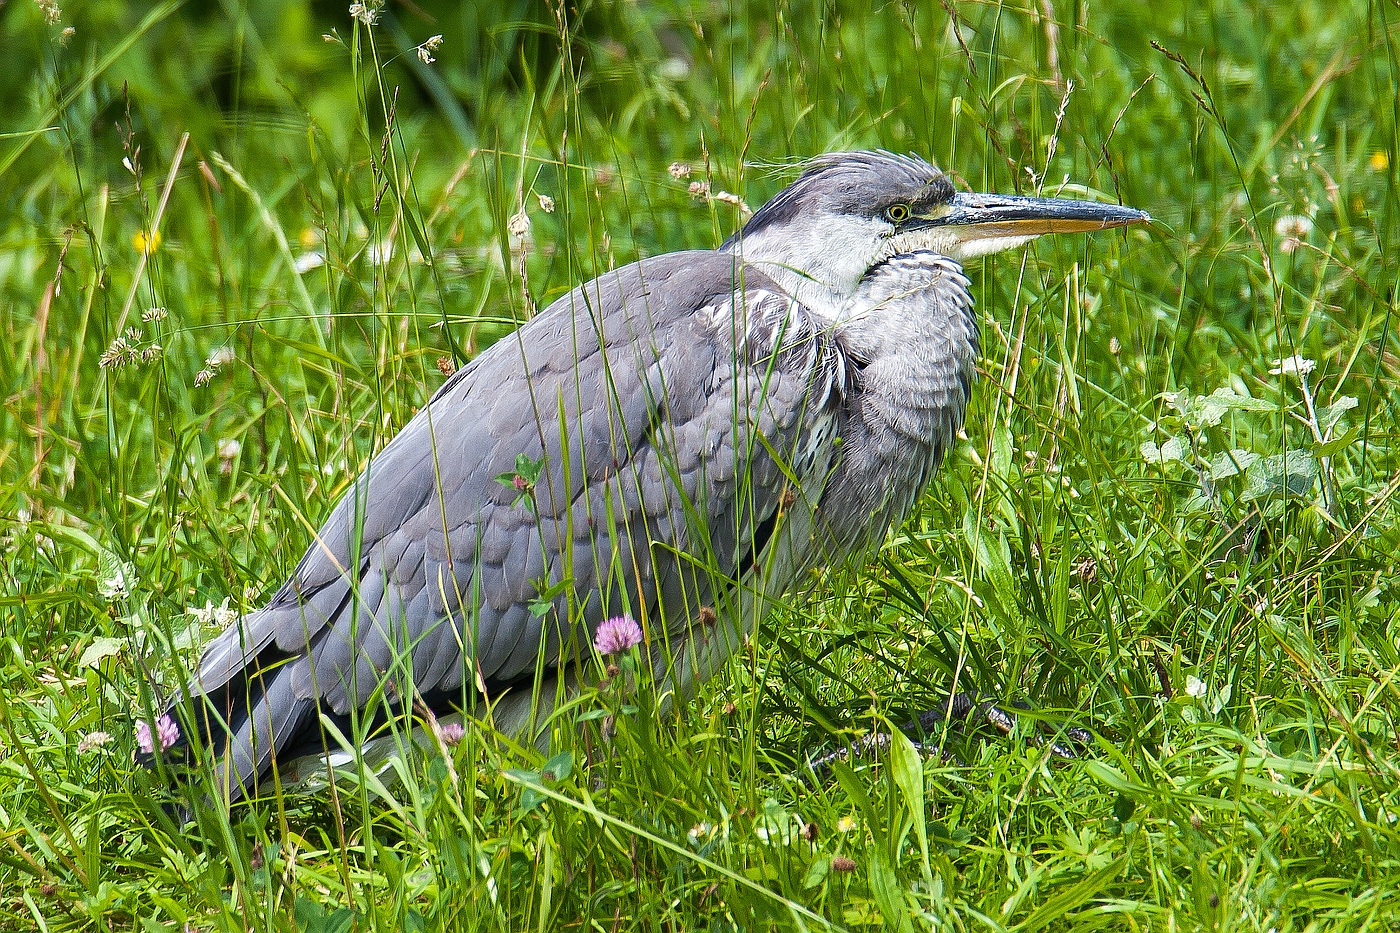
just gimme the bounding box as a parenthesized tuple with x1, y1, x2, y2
(186, 250, 846, 796)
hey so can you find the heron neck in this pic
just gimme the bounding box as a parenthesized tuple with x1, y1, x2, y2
(723, 227, 874, 321)
(814, 252, 980, 553)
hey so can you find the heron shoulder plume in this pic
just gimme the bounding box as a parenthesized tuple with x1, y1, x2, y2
(158, 150, 1147, 802)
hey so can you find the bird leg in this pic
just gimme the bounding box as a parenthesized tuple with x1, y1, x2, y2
(803, 692, 1093, 783)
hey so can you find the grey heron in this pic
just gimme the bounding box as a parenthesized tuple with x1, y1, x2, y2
(165, 151, 1148, 799)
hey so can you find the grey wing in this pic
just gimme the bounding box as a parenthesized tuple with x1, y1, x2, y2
(189, 250, 845, 794)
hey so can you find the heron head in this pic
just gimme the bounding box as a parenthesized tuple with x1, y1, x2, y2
(723, 150, 1149, 316)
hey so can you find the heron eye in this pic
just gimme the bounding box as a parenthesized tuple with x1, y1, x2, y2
(886, 203, 911, 223)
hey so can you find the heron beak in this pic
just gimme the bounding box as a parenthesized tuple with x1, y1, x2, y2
(918, 191, 1151, 244)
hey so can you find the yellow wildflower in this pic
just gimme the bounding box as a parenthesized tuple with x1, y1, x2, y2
(132, 229, 161, 254)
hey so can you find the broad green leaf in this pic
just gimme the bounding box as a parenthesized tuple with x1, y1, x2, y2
(1314, 424, 1361, 458)
(886, 721, 930, 879)
(1141, 436, 1186, 464)
(1194, 386, 1272, 426)
(1209, 448, 1258, 480)
(79, 636, 125, 668)
(867, 847, 914, 933)
(542, 750, 573, 782)
(1244, 450, 1319, 501)
(1318, 395, 1358, 435)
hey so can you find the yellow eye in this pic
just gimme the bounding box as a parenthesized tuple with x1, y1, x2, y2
(886, 203, 911, 223)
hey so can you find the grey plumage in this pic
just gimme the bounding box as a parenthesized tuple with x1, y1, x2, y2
(173, 151, 1147, 798)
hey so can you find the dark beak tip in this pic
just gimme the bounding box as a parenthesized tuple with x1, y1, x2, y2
(1103, 206, 1151, 229)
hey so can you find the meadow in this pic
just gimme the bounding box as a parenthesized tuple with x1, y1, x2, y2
(1, 0, 1398, 929)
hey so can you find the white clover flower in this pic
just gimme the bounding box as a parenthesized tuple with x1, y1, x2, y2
(77, 731, 113, 754)
(1185, 675, 1208, 699)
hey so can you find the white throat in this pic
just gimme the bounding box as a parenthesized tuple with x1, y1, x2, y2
(727, 216, 1042, 320)
(724, 215, 888, 320)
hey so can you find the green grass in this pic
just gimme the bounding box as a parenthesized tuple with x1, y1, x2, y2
(2, 0, 1399, 929)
